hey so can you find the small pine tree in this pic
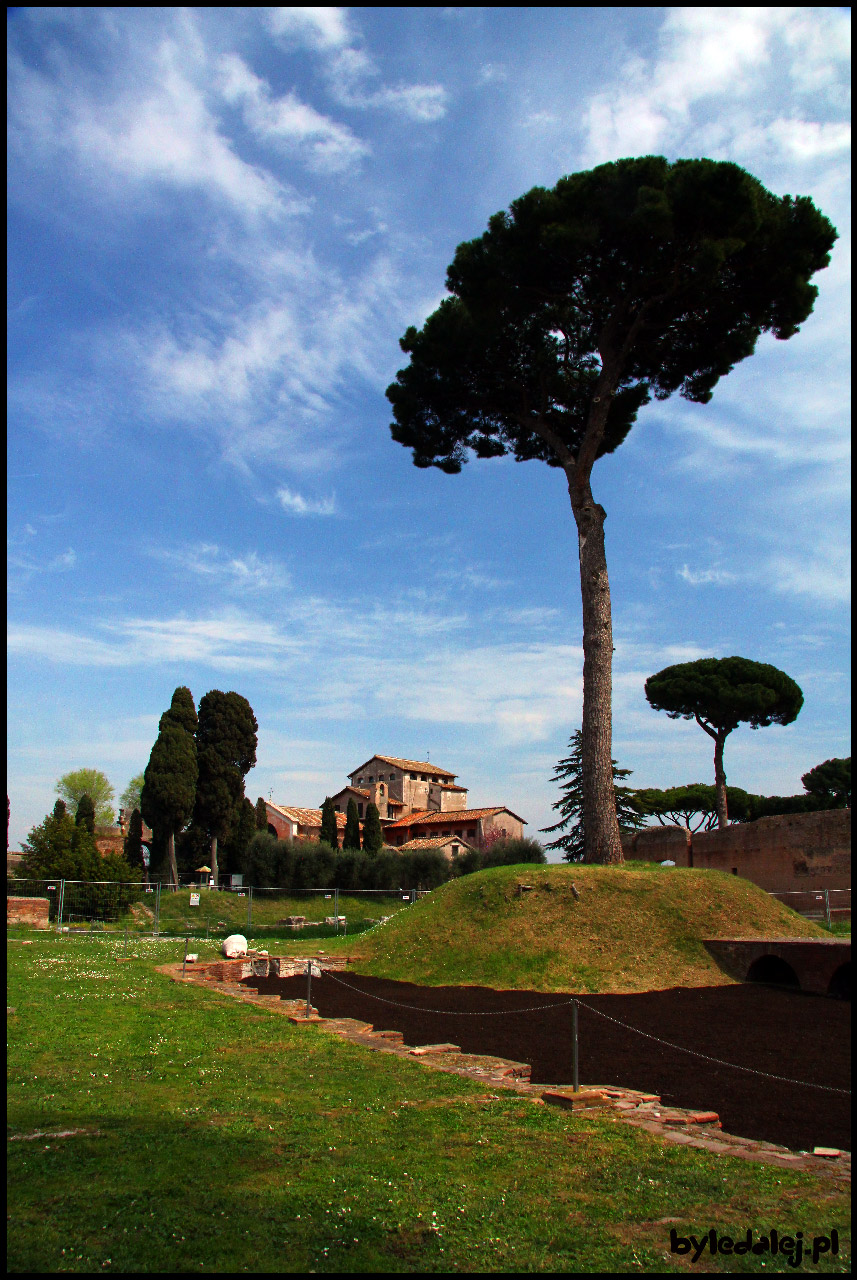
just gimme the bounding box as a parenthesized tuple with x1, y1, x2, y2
(362, 802, 383, 854)
(255, 796, 268, 830)
(53, 799, 67, 821)
(75, 793, 96, 836)
(343, 798, 361, 851)
(319, 797, 339, 849)
(541, 731, 644, 862)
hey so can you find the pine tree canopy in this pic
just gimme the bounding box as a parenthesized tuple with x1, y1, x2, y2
(645, 656, 804, 734)
(802, 757, 851, 807)
(387, 157, 837, 476)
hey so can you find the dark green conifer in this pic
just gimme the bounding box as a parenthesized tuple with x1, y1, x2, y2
(75, 793, 96, 836)
(343, 798, 361, 851)
(319, 797, 339, 849)
(362, 802, 384, 854)
(255, 796, 268, 830)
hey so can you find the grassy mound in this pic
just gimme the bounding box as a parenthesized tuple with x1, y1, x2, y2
(350, 862, 827, 993)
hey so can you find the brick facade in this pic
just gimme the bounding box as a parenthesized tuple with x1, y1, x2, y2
(623, 809, 850, 892)
(8, 897, 50, 928)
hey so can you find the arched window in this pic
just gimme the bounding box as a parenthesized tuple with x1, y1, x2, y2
(379, 783, 385, 795)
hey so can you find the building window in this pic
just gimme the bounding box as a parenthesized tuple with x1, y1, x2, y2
(467, 829, 476, 837)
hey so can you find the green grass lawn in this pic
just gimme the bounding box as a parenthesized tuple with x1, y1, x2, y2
(7, 932, 850, 1273)
(122, 885, 414, 942)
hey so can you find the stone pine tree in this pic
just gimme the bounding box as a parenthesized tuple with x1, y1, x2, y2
(802, 758, 851, 809)
(141, 689, 199, 889)
(255, 797, 268, 831)
(362, 802, 384, 854)
(645, 657, 804, 829)
(343, 798, 361, 851)
(386, 157, 836, 863)
(75, 793, 96, 836)
(319, 797, 339, 849)
(193, 691, 258, 885)
(541, 730, 643, 861)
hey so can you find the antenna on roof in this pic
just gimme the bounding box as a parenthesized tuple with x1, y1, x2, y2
(426, 750, 430, 761)
(268, 788, 273, 801)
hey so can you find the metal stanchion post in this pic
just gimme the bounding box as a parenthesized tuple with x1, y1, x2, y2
(56, 880, 65, 934)
(334, 887, 339, 934)
(124, 925, 128, 959)
(182, 936, 189, 978)
(306, 958, 312, 1018)
(154, 882, 161, 938)
(824, 889, 831, 929)
(572, 1000, 579, 1093)
(247, 885, 252, 935)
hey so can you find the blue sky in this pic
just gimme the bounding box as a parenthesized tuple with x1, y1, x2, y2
(7, 7, 851, 854)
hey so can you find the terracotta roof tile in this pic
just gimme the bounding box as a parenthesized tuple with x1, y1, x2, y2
(349, 754, 457, 779)
(385, 805, 526, 829)
(398, 835, 478, 851)
(267, 803, 348, 829)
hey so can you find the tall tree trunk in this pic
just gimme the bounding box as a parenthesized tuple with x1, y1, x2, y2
(713, 734, 729, 829)
(568, 479, 623, 864)
(167, 831, 179, 890)
(210, 835, 218, 888)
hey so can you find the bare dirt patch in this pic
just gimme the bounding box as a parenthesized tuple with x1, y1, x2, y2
(243, 972, 850, 1153)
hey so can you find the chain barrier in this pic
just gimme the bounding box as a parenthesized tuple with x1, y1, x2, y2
(321, 970, 850, 1095)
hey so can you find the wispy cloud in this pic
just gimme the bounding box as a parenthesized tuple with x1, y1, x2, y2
(267, 7, 448, 121)
(677, 564, 739, 587)
(149, 543, 291, 592)
(218, 53, 369, 173)
(276, 488, 337, 517)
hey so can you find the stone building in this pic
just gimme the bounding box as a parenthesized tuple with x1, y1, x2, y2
(267, 753, 527, 856)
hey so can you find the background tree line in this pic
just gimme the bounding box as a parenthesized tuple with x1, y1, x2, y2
(241, 831, 546, 893)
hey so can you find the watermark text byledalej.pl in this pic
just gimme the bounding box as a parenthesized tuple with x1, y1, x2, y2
(670, 1228, 840, 1267)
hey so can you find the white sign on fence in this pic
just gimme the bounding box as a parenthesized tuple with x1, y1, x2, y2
(189, 893, 200, 907)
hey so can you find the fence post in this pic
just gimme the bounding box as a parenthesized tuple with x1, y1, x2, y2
(247, 885, 252, 935)
(572, 1000, 579, 1093)
(823, 889, 831, 929)
(306, 958, 312, 1018)
(56, 879, 65, 933)
(334, 887, 339, 934)
(182, 936, 189, 978)
(154, 882, 161, 938)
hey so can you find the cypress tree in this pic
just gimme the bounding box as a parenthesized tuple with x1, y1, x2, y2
(193, 691, 258, 885)
(75, 793, 96, 836)
(53, 799, 67, 821)
(319, 797, 339, 849)
(160, 686, 198, 736)
(343, 798, 361, 851)
(255, 796, 268, 831)
(124, 808, 145, 872)
(141, 720, 198, 889)
(362, 802, 384, 855)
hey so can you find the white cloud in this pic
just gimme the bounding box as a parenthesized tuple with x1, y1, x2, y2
(581, 8, 851, 168)
(150, 543, 291, 592)
(677, 564, 738, 586)
(267, 6, 448, 122)
(276, 488, 337, 517)
(767, 547, 851, 606)
(218, 53, 369, 173)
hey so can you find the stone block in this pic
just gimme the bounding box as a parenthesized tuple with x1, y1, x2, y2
(7, 897, 51, 928)
(222, 934, 248, 958)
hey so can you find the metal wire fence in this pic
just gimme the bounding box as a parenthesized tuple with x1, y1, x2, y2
(768, 888, 850, 927)
(6, 878, 422, 939)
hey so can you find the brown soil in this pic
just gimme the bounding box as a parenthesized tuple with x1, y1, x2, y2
(243, 972, 850, 1153)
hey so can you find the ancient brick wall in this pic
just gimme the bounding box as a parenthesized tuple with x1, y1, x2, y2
(7, 897, 50, 928)
(624, 809, 850, 892)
